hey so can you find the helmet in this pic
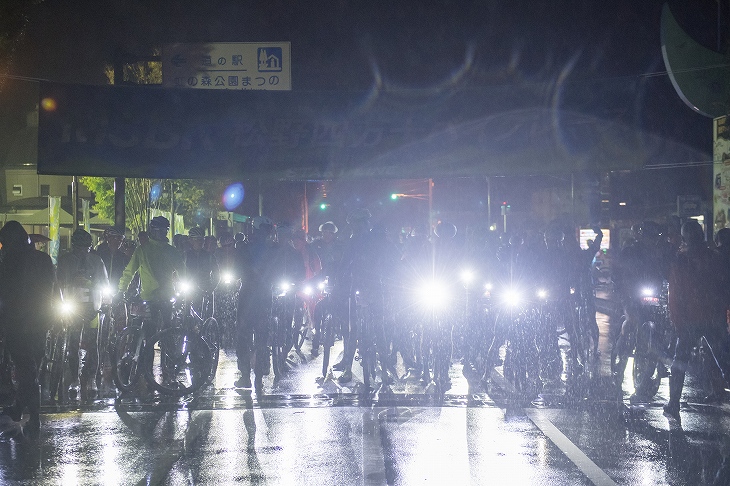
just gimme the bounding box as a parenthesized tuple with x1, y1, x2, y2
(252, 216, 274, 230)
(219, 233, 235, 247)
(149, 216, 170, 231)
(681, 220, 704, 245)
(346, 208, 371, 224)
(318, 221, 338, 234)
(188, 227, 205, 239)
(104, 226, 125, 239)
(434, 222, 457, 239)
(71, 229, 93, 248)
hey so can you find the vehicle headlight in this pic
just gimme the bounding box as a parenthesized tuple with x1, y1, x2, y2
(101, 285, 115, 297)
(222, 272, 235, 285)
(537, 289, 548, 300)
(303, 285, 314, 296)
(317, 280, 326, 291)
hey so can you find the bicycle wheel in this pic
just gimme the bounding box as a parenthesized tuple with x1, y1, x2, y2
(47, 328, 68, 403)
(633, 322, 660, 399)
(144, 327, 212, 397)
(610, 333, 629, 389)
(321, 313, 333, 377)
(112, 326, 144, 393)
(201, 317, 220, 384)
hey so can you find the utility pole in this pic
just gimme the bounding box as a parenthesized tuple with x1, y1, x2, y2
(113, 52, 126, 231)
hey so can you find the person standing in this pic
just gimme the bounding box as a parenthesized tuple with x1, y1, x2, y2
(0, 221, 55, 436)
(664, 220, 730, 421)
(56, 229, 109, 401)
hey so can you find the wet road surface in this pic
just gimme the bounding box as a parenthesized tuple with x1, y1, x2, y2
(1, 313, 729, 485)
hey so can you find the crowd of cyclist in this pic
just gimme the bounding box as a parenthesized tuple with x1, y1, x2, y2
(1, 207, 730, 434)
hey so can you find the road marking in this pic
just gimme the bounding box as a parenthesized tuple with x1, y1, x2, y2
(490, 370, 618, 486)
(526, 409, 618, 486)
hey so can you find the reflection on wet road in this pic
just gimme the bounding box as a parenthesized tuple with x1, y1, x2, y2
(0, 313, 728, 485)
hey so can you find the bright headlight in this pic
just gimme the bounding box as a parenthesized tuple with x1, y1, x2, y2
(502, 288, 522, 307)
(460, 270, 475, 286)
(641, 287, 655, 297)
(222, 272, 234, 284)
(418, 280, 450, 308)
(303, 285, 314, 296)
(102, 285, 115, 297)
(537, 289, 548, 299)
(60, 301, 74, 315)
(317, 280, 326, 291)
(178, 280, 193, 294)
(278, 282, 291, 295)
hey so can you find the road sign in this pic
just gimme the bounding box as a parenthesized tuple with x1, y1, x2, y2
(677, 195, 703, 217)
(162, 42, 291, 91)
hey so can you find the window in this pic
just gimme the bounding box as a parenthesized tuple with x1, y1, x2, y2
(40, 184, 50, 197)
(12, 185, 22, 196)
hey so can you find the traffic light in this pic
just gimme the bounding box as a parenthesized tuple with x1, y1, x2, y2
(320, 203, 329, 210)
(500, 202, 511, 215)
(390, 193, 399, 200)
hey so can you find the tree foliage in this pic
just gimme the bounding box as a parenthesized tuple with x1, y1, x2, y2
(80, 176, 228, 235)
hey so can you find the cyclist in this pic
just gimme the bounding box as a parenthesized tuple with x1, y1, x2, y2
(334, 208, 392, 386)
(214, 233, 239, 347)
(612, 221, 669, 400)
(95, 226, 130, 289)
(234, 216, 278, 391)
(118, 216, 183, 334)
(56, 229, 109, 401)
(183, 227, 220, 313)
(310, 222, 344, 356)
(664, 220, 730, 420)
(0, 221, 55, 436)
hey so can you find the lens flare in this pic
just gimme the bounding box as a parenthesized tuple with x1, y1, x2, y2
(41, 97, 57, 111)
(223, 183, 245, 211)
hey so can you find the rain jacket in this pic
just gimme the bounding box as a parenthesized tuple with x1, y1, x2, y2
(119, 238, 183, 301)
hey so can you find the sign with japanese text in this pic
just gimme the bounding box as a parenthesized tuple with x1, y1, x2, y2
(162, 42, 291, 91)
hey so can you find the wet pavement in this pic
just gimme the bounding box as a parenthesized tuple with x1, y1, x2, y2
(1, 313, 729, 485)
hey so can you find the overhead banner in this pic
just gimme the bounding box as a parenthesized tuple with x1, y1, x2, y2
(37, 81, 707, 180)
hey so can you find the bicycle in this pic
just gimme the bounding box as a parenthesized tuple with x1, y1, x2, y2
(40, 300, 74, 404)
(112, 296, 213, 397)
(310, 277, 335, 378)
(269, 281, 297, 379)
(177, 281, 221, 386)
(610, 282, 672, 400)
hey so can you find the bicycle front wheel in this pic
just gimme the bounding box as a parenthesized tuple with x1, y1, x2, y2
(112, 326, 144, 393)
(201, 317, 221, 384)
(144, 327, 212, 397)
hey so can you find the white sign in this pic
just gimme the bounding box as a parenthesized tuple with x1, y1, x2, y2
(162, 42, 291, 91)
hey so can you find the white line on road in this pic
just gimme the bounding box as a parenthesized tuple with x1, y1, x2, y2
(526, 409, 618, 486)
(490, 370, 618, 486)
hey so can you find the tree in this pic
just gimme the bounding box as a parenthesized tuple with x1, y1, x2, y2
(80, 176, 229, 235)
